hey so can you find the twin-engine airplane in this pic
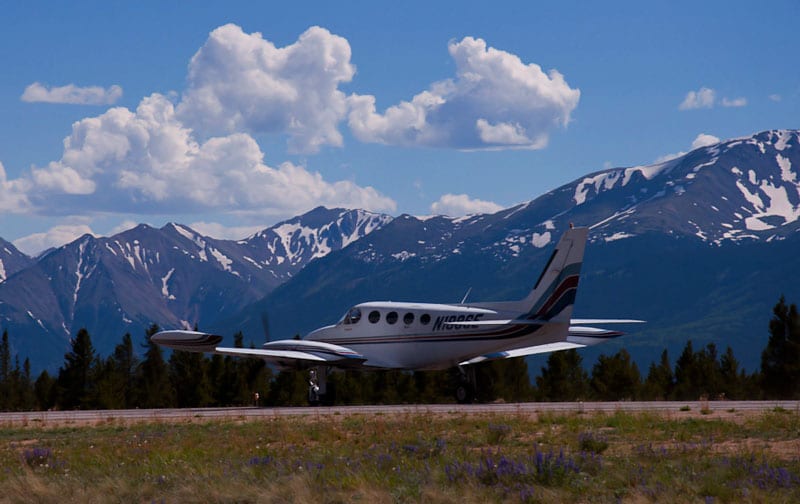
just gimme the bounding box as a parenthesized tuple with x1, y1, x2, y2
(153, 226, 642, 404)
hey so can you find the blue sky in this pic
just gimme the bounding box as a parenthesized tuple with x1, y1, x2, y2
(1, 1, 797, 254)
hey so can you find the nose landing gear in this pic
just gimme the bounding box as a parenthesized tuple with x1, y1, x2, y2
(307, 366, 334, 406)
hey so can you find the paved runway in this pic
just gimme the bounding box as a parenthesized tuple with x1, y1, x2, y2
(1, 401, 798, 427)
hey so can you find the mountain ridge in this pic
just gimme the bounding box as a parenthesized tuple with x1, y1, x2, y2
(1, 128, 798, 374)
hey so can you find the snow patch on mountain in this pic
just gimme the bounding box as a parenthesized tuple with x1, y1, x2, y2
(604, 232, 634, 242)
(161, 268, 176, 300)
(777, 155, 795, 184)
(574, 171, 622, 205)
(531, 232, 551, 247)
(392, 251, 416, 262)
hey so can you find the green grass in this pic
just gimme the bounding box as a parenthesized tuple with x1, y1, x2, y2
(1, 410, 799, 502)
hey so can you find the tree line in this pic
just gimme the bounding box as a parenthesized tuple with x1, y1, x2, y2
(1, 296, 798, 411)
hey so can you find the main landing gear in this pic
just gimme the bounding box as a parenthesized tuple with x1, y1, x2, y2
(455, 365, 477, 404)
(307, 366, 334, 406)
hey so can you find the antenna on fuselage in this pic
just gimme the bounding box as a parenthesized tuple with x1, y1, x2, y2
(460, 287, 472, 304)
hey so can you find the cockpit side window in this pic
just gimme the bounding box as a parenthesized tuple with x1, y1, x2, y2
(343, 307, 362, 325)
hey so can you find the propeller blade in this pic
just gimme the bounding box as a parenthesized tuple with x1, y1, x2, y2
(260, 312, 271, 343)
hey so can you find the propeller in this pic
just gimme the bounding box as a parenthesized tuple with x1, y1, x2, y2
(260, 312, 272, 343)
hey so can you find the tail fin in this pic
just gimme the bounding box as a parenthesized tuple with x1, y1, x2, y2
(519, 226, 588, 323)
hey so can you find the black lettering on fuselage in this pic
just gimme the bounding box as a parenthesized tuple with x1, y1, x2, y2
(432, 313, 485, 332)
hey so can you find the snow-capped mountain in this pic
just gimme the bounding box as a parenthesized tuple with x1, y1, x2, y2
(0, 238, 33, 283)
(0, 208, 391, 371)
(567, 129, 800, 244)
(237, 206, 392, 281)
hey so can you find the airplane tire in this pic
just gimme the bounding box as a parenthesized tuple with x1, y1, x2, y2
(455, 384, 474, 404)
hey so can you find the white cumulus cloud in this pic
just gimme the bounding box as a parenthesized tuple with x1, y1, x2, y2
(679, 87, 716, 110)
(654, 133, 721, 163)
(348, 36, 580, 150)
(177, 24, 355, 154)
(430, 193, 503, 216)
(189, 221, 264, 240)
(13, 223, 96, 256)
(690, 133, 720, 149)
(23, 93, 396, 218)
(721, 97, 747, 107)
(679, 87, 747, 110)
(0, 161, 30, 212)
(21, 82, 122, 105)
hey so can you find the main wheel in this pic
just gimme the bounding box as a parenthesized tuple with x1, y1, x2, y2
(308, 385, 320, 406)
(455, 383, 474, 404)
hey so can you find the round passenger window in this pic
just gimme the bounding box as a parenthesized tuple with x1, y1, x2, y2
(403, 312, 414, 325)
(386, 311, 398, 324)
(420, 314, 431, 325)
(348, 307, 362, 324)
(368, 310, 380, 323)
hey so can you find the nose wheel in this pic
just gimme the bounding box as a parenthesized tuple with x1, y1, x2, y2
(308, 367, 332, 406)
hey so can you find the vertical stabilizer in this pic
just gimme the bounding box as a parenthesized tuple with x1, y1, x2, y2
(518, 227, 588, 322)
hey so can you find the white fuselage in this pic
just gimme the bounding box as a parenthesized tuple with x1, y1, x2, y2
(305, 301, 565, 370)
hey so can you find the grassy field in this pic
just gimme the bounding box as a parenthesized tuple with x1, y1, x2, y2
(1, 407, 799, 503)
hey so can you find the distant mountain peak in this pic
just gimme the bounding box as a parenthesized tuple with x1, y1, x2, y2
(562, 129, 800, 244)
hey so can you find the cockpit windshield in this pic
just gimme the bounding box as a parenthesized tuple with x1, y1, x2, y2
(340, 307, 362, 325)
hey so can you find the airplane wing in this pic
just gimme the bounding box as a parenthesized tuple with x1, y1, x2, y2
(151, 330, 367, 369)
(458, 325, 631, 365)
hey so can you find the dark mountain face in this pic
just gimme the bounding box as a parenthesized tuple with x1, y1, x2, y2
(0, 238, 33, 282)
(2, 129, 799, 374)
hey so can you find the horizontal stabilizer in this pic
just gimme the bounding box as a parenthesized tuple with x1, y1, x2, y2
(459, 324, 630, 365)
(571, 318, 645, 324)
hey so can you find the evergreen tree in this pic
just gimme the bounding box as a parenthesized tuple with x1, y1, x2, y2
(590, 349, 641, 400)
(56, 328, 100, 409)
(471, 359, 534, 403)
(91, 333, 139, 409)
(13, 357, 36, 411)
(718, 346, 743, 400)
(761, 296, 800, 399)
(113, 333, 139, 408)
(210, 354, 241, 406)
(34, 370, 57, 410)
(535, 349, 589, 401)
(0, 330, 11, 410)
(673, 341, 723, 400)
(642, 349, 673, 400)
(169, 350, 212, 407)
(230, 332, 258, 406)
(267, 369, 311, 406)
(135, 324, 175, 408)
